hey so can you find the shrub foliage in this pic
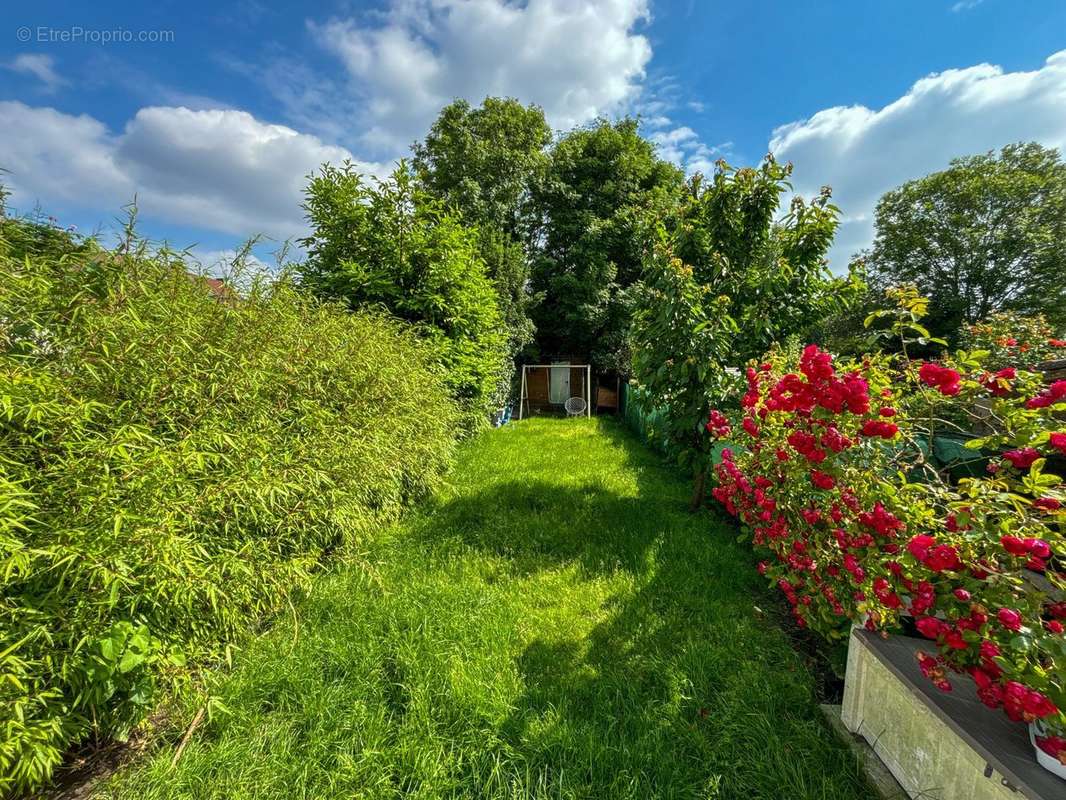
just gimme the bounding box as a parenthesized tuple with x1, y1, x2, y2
(0, 221, 458, 793)
(298, 162, 509, 427)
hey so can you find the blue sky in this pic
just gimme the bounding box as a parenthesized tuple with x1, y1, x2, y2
(2, 0, 1065, 270)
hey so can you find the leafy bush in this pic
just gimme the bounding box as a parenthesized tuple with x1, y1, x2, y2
(0, 221, 458, 794)
(706, 308, 1066, 756)
(631, 155, 857, 502)
(298, 162, 509, 428)
(959, 311, 1066, 369)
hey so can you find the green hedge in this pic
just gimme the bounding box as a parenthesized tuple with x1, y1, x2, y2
(0, 223, 459, 794)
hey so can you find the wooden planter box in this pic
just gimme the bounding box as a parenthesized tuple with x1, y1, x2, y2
(841, 628, 1062, 800)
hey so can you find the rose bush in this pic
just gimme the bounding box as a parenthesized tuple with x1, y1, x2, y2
(707, 341, 1066, 762)
(960, 311, 1066, 370)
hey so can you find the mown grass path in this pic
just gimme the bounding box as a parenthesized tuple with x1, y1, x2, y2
(99, 418, 872, 800)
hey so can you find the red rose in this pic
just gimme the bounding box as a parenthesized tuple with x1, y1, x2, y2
(1023, 690, 1058, 718)
(1033, 497, 1061, 512)
(1024, 538, 1051, 559)
(1000, 535, 1030, 556)
(1050, 432, 1066, 455)
(1003, 448, 1040, 470)
(924, 544, 961, 572)
(918, 362, 962, 396)
(907, 534, 935, 562)
(1027, 381, 1066, 409)
(860, 419, 898, 439)
(810, 470, 836, 490)
(915, 616, 945, 639)
(997, 608, 1023, 631)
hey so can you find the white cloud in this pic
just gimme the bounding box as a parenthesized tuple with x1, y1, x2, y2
(650, 125, 730, 176)
(0, 102, 386, 242)
(300, 0, 653, 156)
(4, 53, 67, 92)
(951, 0, 983, 12)
(769, 50, 1066, 270)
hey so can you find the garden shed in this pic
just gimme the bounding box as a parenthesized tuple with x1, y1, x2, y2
(517, 361, 591, 418)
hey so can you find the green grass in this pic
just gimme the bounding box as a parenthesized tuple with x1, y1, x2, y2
(97, 418, 872, 800)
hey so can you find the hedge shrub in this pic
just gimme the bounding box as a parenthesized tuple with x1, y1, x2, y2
(0, 221, 459, 794)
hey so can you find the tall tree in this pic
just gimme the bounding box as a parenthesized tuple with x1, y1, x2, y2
(631, 156, 853, 506)
(298, 161, 508, 427)
(860, 142, 1066, 338)
(412, 97, 550, 236)
(529, 118, 685, 373)
(412, 98, 551, 368)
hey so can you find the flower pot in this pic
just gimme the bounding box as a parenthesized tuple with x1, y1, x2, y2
(1030, 720, 1066, 780)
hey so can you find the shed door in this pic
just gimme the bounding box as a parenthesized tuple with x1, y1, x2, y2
(549, 363, 570, 404)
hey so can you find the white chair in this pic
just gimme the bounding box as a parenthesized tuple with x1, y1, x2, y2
(564, 396, 587, 417)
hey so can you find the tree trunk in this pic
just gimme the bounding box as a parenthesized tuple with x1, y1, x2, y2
(689, 468, 706, 513)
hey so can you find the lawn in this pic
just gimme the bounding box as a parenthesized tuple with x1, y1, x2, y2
(97, 418, 872, 800)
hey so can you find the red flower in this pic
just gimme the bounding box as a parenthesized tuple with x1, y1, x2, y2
(1050, 339, 1066, 347)
(997, 608, 1023, 631)
(953, 588, 971, 602)
(1027, 380, 1066, 409)
(742, 416, 760, 437)
(1000, 535, 1030, 556)
(1050, 432, 1066, 455)
(979, 368, 1016, 397)
(858, 503, 904, 538)
(1047, 620, 1065, 634)
(907, 534, 935, 562)
(1025, 538, 1051, 559)
(918, 362, 962, 396)
(915, 616, 945, 639)
(1003, 448, 1040, 470)
(1033, 497, 1060, 512)
(878, 406, 896, 417)
(810, 470, 836, 490)
(860, 419, 899, 439)
(1023, 689, 1058, 718)
(925, 544, 962, 572)
(706, 409, 731, 438)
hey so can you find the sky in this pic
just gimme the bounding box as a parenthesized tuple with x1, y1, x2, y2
(2, 0, 1065, 271)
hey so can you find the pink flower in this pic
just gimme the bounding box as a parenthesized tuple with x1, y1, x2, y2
(997, 608, 1023, 631)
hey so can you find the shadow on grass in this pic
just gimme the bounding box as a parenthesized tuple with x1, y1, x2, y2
(402, 422, 870, 798)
